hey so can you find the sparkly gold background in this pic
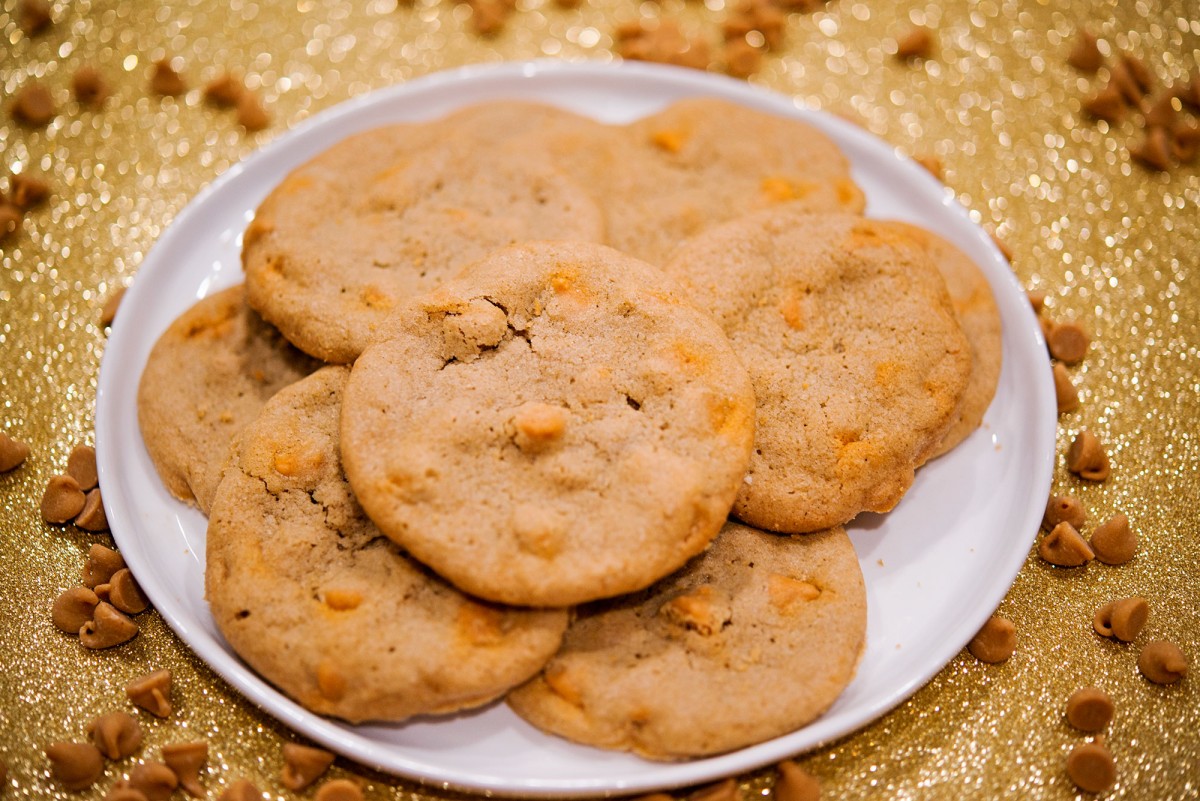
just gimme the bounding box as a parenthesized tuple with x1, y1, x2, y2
(1, 0, 1197, 798)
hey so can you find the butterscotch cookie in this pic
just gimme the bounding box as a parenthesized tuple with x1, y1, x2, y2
(665, 212, 971, 533)
(601, 97, 865, 265)
(340, 241, 756, 607)
(243, 124, 605, 363)
(878, 222, 1002, 457)
(206, 366, 568, 723)
(137, 286, 319, 513)
(507, 521, 867, 759)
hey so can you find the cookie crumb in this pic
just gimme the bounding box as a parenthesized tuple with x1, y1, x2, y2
(967, 615, 1015, 663)
(1066, 739, 1116, 793)
(1138, 640, 1188, 684)
(1066, 30, 1103, 73)
(1066, 686, 1113, 732)
(1093, 597, 1148, 642)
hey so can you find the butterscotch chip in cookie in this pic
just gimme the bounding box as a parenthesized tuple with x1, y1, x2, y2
(1093, 597, 1148, 642)
(1052, 363, 1080, 413)
(893, 26, 933, 60)
(967, 615, 1015, 663)
(1131, 126, 1173, 171)
(12, 82, 56, 126)
(73, 65, 110, 106)
(203, 73, 244, 107)
(508, 523, 866, 759)
(0, 431, 30, 471)
(1138, 640, 1187, 684)
(87, 711, 143, 759)
(1043, 494, 1086, 531)
(1067, 740, 1116, 793)
(1066, 686, 1113, 732)
(342, 242, 754, 605)
(1039, 522, 1095, 567)
(126, 669, 173, 717)
(665, 213, 970, 533)
(280, 744, 334, 792)
(1067, 30, 1103, 73)
(315, 779, 364, 801)
(1090, 512, 1136, 565)
(46, 742, 105, 791)
(1083, 83, 1127, 123)
(42, 474, 86, 523)
(150, 59, 187, 96)
(218, 780, 261, 801)
(775, 761, 821, 801)
(75, 487, 109, 531)
(1067, 430, 1110, 481)
(83, 543, 125, 588)
(137, 286, 318, 513)
(161, 742, 207, 798)
(52, 586, 100, 634)
(10, 172, 50, 209)
(208, 367, 567, 720)
(80, 601, 138, 649)
(125, 762, 178, 801)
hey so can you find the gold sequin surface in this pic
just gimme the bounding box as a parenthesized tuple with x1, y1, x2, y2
(1, 0, 1197, 798)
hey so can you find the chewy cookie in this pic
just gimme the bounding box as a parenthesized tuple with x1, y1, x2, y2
(243, 126, 605, 363)
(507, 521, 867, 759)
(603, 97, 866, 265)
(137, 286, 319, 514)
(664, 212, 971, 533)
(206, 366, 569, 723)
(340, 241, 756, 607)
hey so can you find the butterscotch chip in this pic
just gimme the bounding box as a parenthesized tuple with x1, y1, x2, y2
(1138, 640, 1188, 684)
(1131, 126, 1173, 171)
(691, 779, 739, 801)
(468, 0, 512, 36)
(83, 543, 126, 588)
(150, 60, 187, 96)
(235, 90, 270, 132)
(1083, 83, 1126, 123)
(1066, 430, 1110, 481)
(1066, 686, 1114, 732)
(73, 65, 110, 106)
(894, 26, 933, 60)
(126, 761, 178, 801)
(280, 744, 334, 792)
(1066, 30, 1103, 73)
(1173, 122, 1200, 164)
(18, 0, 52, 34)
(52, 586, 100, 634)
(1093, 597, 1148, 642)
(162, 741, 207, 798)
(913, 154, 943, 180)
(75, 487, 109, 531)
(1046, 320, 1089, 363)
(1043, 494, 1086, 531)
(1089, 513, 1136, 565)
(0, 203, 21, 239)
(1039, 521, 1095, 567)
(989, 230, 1012, 261)
(218, 779, 262, 801)
(1110, 60, 1147, 107)
(10, 172, 50, 209)
(80, 601, 138, 649)
(66, 443, 99, 490)
(1120, 52, 1155, 94)
(723, 38, 764, 79)
(0, 431, 31, 471)
(775, 760, 821, 801)
(315, 779, 364, 801)
(41, 474, 86, 523)
(45, 742, 105, 791)
(1067, 740, 1116, 793)
(1144, 93, 1179, 131)
(203, 73, 244, 107)
(106, 786, 151, 801)
(102, 569, 149, 614)
(87, 711, 143, 759)
(1178, 74, 1200, 110)
(617, 19, 710, 70)
(967, 615, 1015, 663)
(1052, 363, 1080, 413)
(125, 669, 173, 717)
(101, 287, 126, 327)
(1026, 290, 1045, 314)
(12, 82, 56, 126)
(723, 0, 786, 50)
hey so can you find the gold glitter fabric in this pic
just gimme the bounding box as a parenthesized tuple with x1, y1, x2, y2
(2, 0, 1198, 799)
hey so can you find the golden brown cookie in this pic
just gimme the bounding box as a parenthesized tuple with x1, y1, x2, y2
(507, 522, 867, 759)
(664, 212, 971, 533)
(340, 241, 756, 607)
(206, 366, 568, 723)
(137, 286, 319, 513)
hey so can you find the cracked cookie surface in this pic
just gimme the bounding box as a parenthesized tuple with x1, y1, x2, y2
(205, 366, 568, 723)
(137, 285, 319, 514)
(340, 241, 756, 607)
(506, 521, 867, 759)
(665, 212, 972, 533)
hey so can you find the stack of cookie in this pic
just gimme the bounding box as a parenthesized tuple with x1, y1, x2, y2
(136, 99, 1000, 760)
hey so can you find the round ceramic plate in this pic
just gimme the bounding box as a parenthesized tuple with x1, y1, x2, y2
(95, 60, 1056, 797)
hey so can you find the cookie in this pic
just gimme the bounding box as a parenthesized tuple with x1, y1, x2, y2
(506, 521, 867, 759)
(205, 366, 568, 723)
(602, 97, 866, 265)
(340, 241, 756, 607)
(664, 212, 971, 533)
(137, 286, 319, 514)
(243, 125, 605, 363)
(879, 222, 1002, 457)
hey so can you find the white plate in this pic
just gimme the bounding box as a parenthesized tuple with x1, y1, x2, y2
(95, 61, 1056, 797)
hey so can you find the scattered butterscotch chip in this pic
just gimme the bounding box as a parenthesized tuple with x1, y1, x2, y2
(723, 38, 764, 79)
(87, 711, 143, 760)
(12, 82, 56, 126)
(0, 431, 31, 471)
(690, 778, 739, 801)
(281, 743, 335, 792)
(554, 0, 582, 7)
(467, 0, 514, 36)
(616, 19, 711, 71)
(150, 60, 187, 96)
(126, 669, 173, 717)
(75, 487, 110, 532)
(1046, 320, 1089, 363)
(1066, 30, 1103, 73)
(913, 154, 943, 180)
(18, 0, 52, 34)
(1026, 290, 1045, 314)
(203, 73, 244, 107)
(0, 202, 22, 239)
(1082, 82, 1127, 123)
(1176, 74, 1200, 110)
(52, 586, 101, 634)
(989, 230, 1012, 262)
(1066, 430, 1110, 481)
(162, 741, 207, 798)
(83, 543, 126, 588)
(45, 742, 105, 791)
(10, 172, 50, 210)
(101, 568, 149, 615)
(1090, 513, 1136, 565)
(893, 26, 933, 60)
(315, 779, 364, 801)
(1173, 122, 1200, 164)
(1138, 640, 1188, 684)
(101, 287, 127, 327)
(80, 601, 139, 649)
(1119, 52, 1155, 94)
(125, 761, 178, 801)
(1093, 597, 1149, 642)
(41, 474, 87, 523)
(1131, 126, 1172, 171)
(235, 90, 270, 132)
(73, 65, 110, 106)
(1066, 686, 1114, 732)
(1144, 93, 1179, 131)
(218, 780, 262, 801)
(775, 760, 820, 801)
(1039, 521, 1095, 567)
(723, 0, 786, 50)
(1052, 363, 1080, 413)
(106, 786, 152, 801)
(1044, 494, 1086, 531)
(967, 615, 1016, 663)
(66, 443, 99, 490)
(1110, 60, 1147, 108)
(1067, 739, 1116, 794)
